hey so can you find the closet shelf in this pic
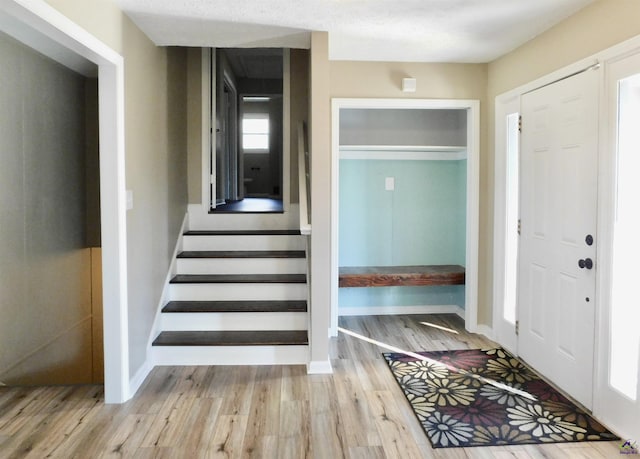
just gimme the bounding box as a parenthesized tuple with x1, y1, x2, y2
(339, 145, 466, 160)
(338, 265, 465, 288)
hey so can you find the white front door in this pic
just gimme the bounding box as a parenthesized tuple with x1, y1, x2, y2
(595, 52, 640, 442)
(518, 68, 599, 409)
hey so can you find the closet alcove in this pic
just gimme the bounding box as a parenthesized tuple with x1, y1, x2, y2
(337, 108, 468, 317)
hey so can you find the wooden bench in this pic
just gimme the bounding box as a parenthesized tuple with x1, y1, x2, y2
(338, 265, 465, 288)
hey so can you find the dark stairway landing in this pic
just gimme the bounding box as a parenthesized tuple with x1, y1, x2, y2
(209, 198, 284, 214)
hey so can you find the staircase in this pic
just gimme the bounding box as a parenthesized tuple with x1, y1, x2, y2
(151, 229, 310, 366)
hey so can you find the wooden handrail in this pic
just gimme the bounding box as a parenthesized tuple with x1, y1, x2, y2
(298, 122, 311, 235)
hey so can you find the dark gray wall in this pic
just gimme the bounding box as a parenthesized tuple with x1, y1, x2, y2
(0, 32, 98, 384)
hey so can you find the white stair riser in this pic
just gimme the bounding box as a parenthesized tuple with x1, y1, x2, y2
(152, 345, 309, 366)
(182, 235, 305, 251)
(188, 204, 300, 231)
(161, 312, 307, 331)
(169, 283, 307, 301)
(176, 258, 306, 275)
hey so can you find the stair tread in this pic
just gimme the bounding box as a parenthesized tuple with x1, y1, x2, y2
(170, 274, 306, 284)
(152, 330, 308, 346)
(177, 250, 305, 259)
(184, 230, 301, 236)
(162, 300, 307, 313)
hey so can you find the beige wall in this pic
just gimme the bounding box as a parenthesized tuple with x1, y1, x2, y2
(187, 48, 203, 204)
(488, 0, 640, 99)
(309, 32, 332, 363)
(484, 0, 640, 326)
(289, 49, 310, 204)
(44, 0, 189, 378)
(45, 0, 123, 53)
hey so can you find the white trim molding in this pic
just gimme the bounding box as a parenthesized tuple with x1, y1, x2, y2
(339, 305, 464, 318)
(339, 145, 467, 161)
(201, 48, 212, 210)
(331, 98, 481, 337)
(307, 360, 333, 374)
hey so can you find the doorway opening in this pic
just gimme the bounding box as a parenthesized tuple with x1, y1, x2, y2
(330, 98, 480, 336)
(211, 48, 284, 214)
(0, 31, 103, 386)
(0, 0, 129, 402)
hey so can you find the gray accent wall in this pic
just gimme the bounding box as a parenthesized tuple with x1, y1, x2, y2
(0, 32, 97, 384)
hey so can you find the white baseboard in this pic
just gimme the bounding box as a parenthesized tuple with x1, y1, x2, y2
(339, 304, 465, 318)
(128, 358, 153, 399)
(307, 360, 333, 374)
(475, 324, 494, 341)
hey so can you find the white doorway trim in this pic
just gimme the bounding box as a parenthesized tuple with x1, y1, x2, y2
(492, 94, 520, 354)
(0, 0, 129, 403)
(330, 98, 480, 336)
(198, 48, 291, 216)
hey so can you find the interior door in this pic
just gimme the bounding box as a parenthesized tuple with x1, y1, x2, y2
(518, 68, 599, 409)
(595, 52, 640, 442)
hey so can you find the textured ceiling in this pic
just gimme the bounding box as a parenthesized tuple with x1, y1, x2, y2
(116, 0, 594, 63)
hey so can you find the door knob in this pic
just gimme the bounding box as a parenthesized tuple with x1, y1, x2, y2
(578, 258, 593, 270)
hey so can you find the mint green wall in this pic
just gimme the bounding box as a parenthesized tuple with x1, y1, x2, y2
(339, 285, 465, 309)
(339, 159, 466, 308)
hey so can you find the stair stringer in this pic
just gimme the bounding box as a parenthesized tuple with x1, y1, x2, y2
(134, 211, 188, 397)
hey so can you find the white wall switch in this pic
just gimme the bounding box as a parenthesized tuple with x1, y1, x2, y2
(126, 189, 133, 210)
(385, 177, 395, 191)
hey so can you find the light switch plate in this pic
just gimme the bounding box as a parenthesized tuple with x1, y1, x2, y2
(385, 177, 395, 191)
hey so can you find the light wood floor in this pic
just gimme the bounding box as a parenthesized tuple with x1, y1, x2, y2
(0, 314, 621, 458)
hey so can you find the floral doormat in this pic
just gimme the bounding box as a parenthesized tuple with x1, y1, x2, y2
(383, 348, 618, 448)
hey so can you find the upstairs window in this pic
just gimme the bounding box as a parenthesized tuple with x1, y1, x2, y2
(242, 113, 269, 152)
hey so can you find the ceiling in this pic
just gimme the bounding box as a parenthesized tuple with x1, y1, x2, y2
(116, 0, 594, 63)
(224, 48, 283, 80)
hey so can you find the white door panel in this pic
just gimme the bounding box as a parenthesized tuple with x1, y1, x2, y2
(519, 69, 599, 409)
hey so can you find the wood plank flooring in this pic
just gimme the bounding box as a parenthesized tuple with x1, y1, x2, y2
(0, 314, 621, 458)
